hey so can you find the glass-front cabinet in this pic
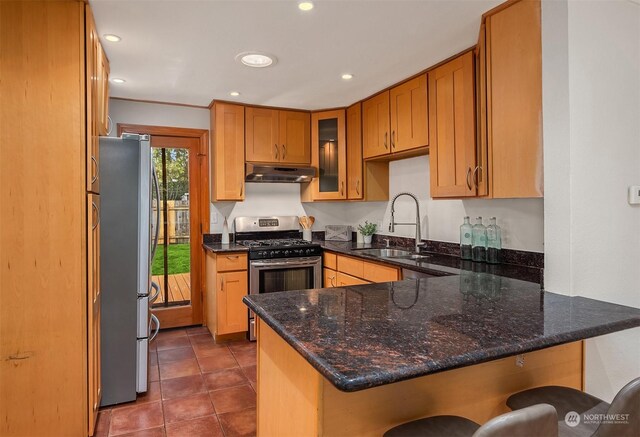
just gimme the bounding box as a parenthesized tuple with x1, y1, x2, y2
(303, 110, 346, 201)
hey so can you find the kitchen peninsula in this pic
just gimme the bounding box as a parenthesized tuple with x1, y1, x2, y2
(244, 276, 640, 436)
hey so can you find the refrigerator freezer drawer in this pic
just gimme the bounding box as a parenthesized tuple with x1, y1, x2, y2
(137, 296, 149, 338)
(136, 338, 148, 393)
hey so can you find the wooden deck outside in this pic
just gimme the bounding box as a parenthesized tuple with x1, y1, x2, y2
(152, 273, 191, 306)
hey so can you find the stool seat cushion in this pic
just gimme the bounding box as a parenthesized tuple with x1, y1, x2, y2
(383, 415, 480, 437)
(507, 386, 609, 437)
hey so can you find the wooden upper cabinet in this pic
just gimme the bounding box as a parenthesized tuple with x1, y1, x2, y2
(362, 91, 390, 159)
(246, 107, 279, 163)
(428, 51, 477, 198)
(486, 0, 542, 198)
(390, 75, 428, 153)
(211, 103, 245, 201)
(474, 23, 489, 197)
(97, 45, 110, 136)
(302, 110, 346, 201)
(245, 108, 310, 164)
(279, 110, 311, 164)
(346, 102, 363, 200)
(86, 5, 99, 194)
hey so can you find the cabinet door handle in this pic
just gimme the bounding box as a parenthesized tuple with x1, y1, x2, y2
(472, 166, 480, 188)
(226, 255, 239, 260)
(221, 276, 224, 291)
(240, 184, 243, 198)
(340, 181, 344, 196)
(466, 167, 473, 190)
(274, 144, 279, 160)
(356, 179, 360, 195)
(384, 132, 388, 149)
(282, 144, 286, 159)
(330, 276, 336, 287)
(92, 202, 100, 230)
(391, 130, 396, 149)
(91, 155, 99, 185)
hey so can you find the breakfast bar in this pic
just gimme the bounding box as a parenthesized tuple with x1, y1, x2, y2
(244, 276, 640, 436)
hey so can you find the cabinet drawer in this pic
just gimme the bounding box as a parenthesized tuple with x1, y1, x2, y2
(324, 268, 337, 288)
(216, 253, 248, 272)
(324, 252, 337, 270)
(337, 272, 370, 287)
(362, 261, 400, 283)
(337, 255, 364, 279)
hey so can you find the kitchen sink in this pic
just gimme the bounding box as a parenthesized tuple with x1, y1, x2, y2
(355, 248, 413, 258)
(394, 254, 432, 260)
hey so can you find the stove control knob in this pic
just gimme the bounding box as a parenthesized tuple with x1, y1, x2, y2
(270, 251, 275, 257)
(284, 250, 290, 256)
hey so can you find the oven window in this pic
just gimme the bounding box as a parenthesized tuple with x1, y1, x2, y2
(259, 266, 315, 293)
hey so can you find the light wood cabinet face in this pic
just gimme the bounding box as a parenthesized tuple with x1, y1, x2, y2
(487, 0, 542, 198)
(279, 110, 311, 164)
(88, 193, 101, 435)
(428, 51, 477, 198)
(324, 268, 337, 288)
(212, 103, 245, 201)
(86, 7, 100, 194)
(307, 110, 346, 200)
(362, 91, 390, 159)
(390, 75, 428, 152)
(97, 46, 110, 136)
(216, 271, 249, 335)
(346, 103, 363, 200)
(336, 272, 370, 287)
(246, 107, 279, 162)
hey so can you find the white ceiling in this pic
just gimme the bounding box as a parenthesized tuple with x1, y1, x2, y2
(90, 0, 502, 110)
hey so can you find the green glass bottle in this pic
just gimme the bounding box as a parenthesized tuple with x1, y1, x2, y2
(486, 217, 502, 264)
(459, 216, 473, 260)
(471, 217, 487, 262)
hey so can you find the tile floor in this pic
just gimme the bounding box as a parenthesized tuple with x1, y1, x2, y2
(95, 326, 257, 437)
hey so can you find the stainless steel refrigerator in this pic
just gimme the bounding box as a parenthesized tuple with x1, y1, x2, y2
(99, 133, 161, 406)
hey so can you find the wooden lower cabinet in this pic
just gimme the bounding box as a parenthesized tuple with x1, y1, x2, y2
(325, 252, 401, 286)
(324, 268, 337, 288)
(205, 252, 249, 338)
(88, 194, 102, 434)
(337, 272, 370, 287)
(257, 320, 583, 437)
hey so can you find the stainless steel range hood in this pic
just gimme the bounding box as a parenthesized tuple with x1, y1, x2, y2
(245, 163, 316, 183)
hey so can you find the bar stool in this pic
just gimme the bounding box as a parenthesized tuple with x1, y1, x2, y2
(383, 404, 558, 437)
(506, 377, 640, 437)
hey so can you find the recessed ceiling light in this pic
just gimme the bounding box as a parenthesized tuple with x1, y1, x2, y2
(111, 78, 126, 84)
(104, 34, 121, 42)
(341, 73, 354, 80)
(229, 91, 240, 97)
(235, 52, 277, 68)
(298, 1, 314, 11)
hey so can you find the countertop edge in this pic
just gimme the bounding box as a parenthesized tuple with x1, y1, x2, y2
(244, 291, 640, 392)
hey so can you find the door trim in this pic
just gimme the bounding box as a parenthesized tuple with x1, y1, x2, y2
(117, 123, 210, 328)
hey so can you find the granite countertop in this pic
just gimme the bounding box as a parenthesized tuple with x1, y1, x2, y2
(320, 241, 543, 284)
(202, 242, 249, 253)
(244, 276, 640, 392)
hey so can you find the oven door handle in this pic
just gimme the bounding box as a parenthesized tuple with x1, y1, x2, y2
(251, 259, 320, 268)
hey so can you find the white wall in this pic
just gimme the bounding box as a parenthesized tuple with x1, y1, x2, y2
(347, 156, 545, 252)
(542, 0, 640, 401)
(108, 99, 210, 134)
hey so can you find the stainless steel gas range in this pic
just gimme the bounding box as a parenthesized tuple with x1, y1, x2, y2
(235, 216, 323, 341)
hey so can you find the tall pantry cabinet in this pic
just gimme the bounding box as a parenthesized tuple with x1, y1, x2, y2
(1, 2, 109, 435)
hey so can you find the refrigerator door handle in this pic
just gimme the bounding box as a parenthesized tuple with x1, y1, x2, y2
(151, 167, 160, 263)
(149, 314, 160, 342)
(149, 281, 160, 304)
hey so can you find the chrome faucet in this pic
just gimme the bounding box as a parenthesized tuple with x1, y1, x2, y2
(389, 192, 425, 253)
